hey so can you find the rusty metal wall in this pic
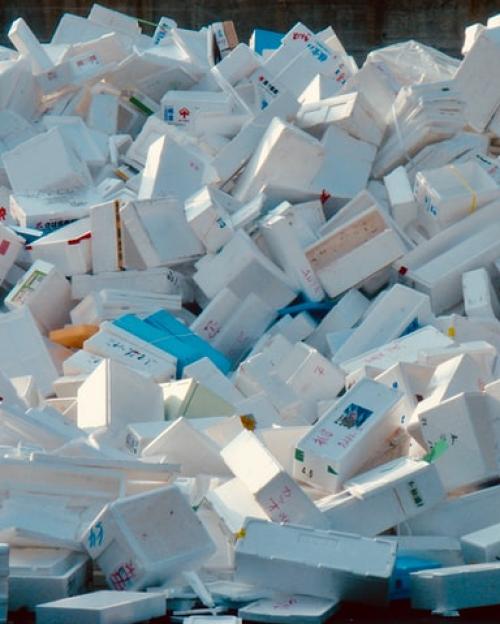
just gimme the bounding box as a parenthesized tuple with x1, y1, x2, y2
(1, 0, 500, 61)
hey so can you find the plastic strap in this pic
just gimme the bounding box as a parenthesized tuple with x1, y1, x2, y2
(447, 164, 478, 213)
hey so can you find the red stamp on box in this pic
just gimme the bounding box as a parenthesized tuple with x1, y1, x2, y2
(0, 240, 10, 256)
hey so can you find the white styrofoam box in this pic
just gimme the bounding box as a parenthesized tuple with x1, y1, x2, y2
(414, 162, 500, 237)
(71, 289, 181, 326)
(83, 321, 177, 382)
(122, 421, 170, 456)
(297, 91, 384, 146)
(71, 267, 185, 300)
(142, 417, 230, 477)
(25, 217, 92, 276)
(235, 519, 396, 604)
(8, 17, 54, 74)
(293, 378, 403, 492)
(454, 26, 500, 131)
(90, 200, 121, 273)
(5, 260, 71, 333)
(332, 285, 432, 365)
(42, 116, 107, 170)
(255, 426, 311, 476)
(211, 69, 299, 183)
(383, 166, 418, 230)
(161, 378, 234, 420)
(260, 215, 324, 302)
(120, 197, 204, 268)
(274, 342, 345, 402)
(384, 536, 463, 567)
(340, 326, 454, 376)
(185, 187, 234, 253)
(461, 523, 500, 563)
(211, 293, 276, 366)
(412, 392, 497, 492)
(161, 89, 232, 126)
(9, 187, 98, 230)
(404, 479, 500, 538)
(63, 350, 103, 376)
(183, 358, 244, 406)
(462, 267, 500, 320)
(0, 223, 23, 287)
(53, 375, 86, 399)
(139, 134, 216, 203)
(310, 125, 376, 202)
(317, 458, 445, 536)
(206, 477, 269, 537)
(239, 594, 339, 623)
(305, 207, 405, 298)
(410, 563, 500, 614)
(232, 118, 324, 204)
(87, 89, 120, 135)
(194, 231, 296, 309)
(3, 127, 91, 195)
(77, 359, 164, 431)
(190, 288, 241, 344)
(0, 307, 59, 397)
(83, 486, 215, 590)
(36, 590, 166, 624)
(306, 290, 370, 354)
(9, 547, 89, 610)
(221, 430, 328, 528)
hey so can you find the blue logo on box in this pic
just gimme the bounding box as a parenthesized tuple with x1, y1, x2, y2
(334, 403, 373, 429)
(165, 106, 174, 122)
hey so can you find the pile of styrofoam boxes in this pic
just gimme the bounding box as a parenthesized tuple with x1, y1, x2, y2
(5, 4, 500, 623)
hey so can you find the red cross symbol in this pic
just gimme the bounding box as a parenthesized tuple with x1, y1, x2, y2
(179, 107, 190, 119)
(320, 189, 331, 205)
(0, 207, 6, 221)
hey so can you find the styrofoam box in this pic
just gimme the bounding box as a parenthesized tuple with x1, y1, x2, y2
(26, 218, 92, 276)
(0, 307, 59, 397)
(4, 259, 71, 333)
(414, 161, 500, 237)
(9, 547, 89, 610)
(83, 486, 215, 590)
(36, 590, 166, 624)
(293, 378, 403, 492)
(383, 536, 463, 567)
(305, 207, 405, 298)
(238, 594, 339, 623)
(460, 523, 500, 563)
(395, 199, 500, 313)
(77, 359, 164, 430)
(221, 430, 329, 528)
(401, 483, 500, 538)
(415, 392, 498, 492)
(317, 458, 445, 536)
(411, 563, 500, 613)
(235, 519, 396, 605)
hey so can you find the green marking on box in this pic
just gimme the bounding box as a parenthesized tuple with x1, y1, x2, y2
(294, 448, 304, 462)
(327, 465, 338, 475)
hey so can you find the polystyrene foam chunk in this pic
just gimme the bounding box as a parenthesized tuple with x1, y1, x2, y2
(5, 259, 72, 333)
(77, 359, 164, 431)
(235, 519, 396, 604)
(8, 18, 54, 74)
(411, 563, 500, 613)
(221, 430, 329, 528)
(3, 127, 91, 196)
(383, 166, 418, 230)
(462, 267, 500, 320)
(293, 378, 403, 492)
(83, 486, 215, 590)
(36, 590, 166, 624)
